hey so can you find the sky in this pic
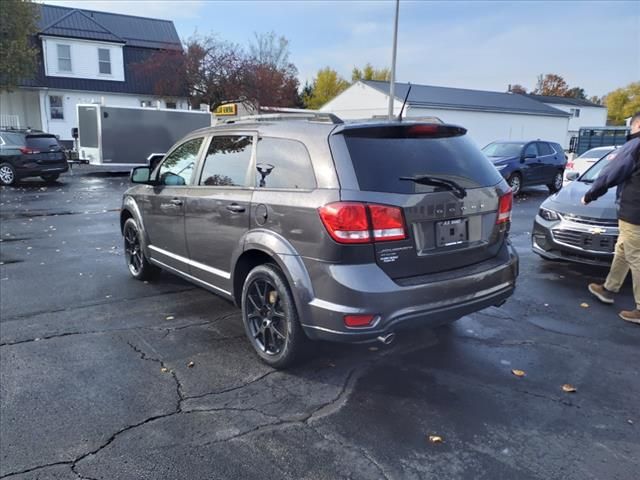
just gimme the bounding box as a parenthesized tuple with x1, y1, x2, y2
(42, 0, 640, 97)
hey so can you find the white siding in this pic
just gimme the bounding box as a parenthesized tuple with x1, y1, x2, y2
(406, 107, 569, 149)
(41, 36, 125, 82)
(542, 103, 607, 148)
(0, 89, 42, 130)
(40, 90, 189, 141)
(321, 82, 570, 150)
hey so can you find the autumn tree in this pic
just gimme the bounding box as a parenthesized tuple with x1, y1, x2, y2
(0, 0, 39, 91)
(604, 82, 640, 125)
(303, 68, 350, 109)
(533, 73, 569, 96)
(509, 84, 527, 94)
(248, 31, 294, 75)
(352, 63, 390, 82)
(566, 87, 587, 100)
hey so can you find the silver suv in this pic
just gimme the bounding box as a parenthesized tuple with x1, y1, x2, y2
(121, 116, 519, 367)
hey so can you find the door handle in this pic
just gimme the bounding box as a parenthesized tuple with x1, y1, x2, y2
(226, 203, 245, 213)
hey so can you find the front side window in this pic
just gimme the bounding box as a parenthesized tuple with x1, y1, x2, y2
(49, 95, 64, 120)
(98, 48, 111, 74)
(199, 136, 253, 186)
(57, 44, 71, 72)
(255, 137, 316, 189)
(524, 143, 538, 157)
(157, 137, 203, 185)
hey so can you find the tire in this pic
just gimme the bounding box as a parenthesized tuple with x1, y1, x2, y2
(241, 264, 308, 368)
(123, 218, 159, 281)
(0, 163, 17, 186)
(547, 170, 564, 194)
(41, 174, 60, 183)
(507, 172, 522, 195)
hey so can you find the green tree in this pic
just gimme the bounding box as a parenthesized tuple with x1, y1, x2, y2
(604, 82, 640, 125)
(351, 63, 390, 82)
(303, 67, 350, 109)
(566, 87, 587, 100)
(0, 0, 39, 91)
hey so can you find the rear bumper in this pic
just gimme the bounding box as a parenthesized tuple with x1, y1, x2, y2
(299, 242, 519, 343)
(14, 161, 68, 178)
(531, 215, 615, 267)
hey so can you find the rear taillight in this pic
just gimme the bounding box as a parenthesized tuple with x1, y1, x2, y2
(344, 314, 376, 328)
(19, 147, 40, 154)
(318, 202, 407, 244)
(566, 160, 574, 169)
(496, 190, 513, 224)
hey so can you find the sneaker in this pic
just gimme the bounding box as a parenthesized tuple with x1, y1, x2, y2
(619, 309, 640, 325)
(588, 283, 615, 305)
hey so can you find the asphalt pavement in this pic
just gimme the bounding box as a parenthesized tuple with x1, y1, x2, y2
(1, 167, 638, 480)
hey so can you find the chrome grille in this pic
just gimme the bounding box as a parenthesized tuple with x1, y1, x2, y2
(552, 229, 617, 253)
(561, 214, 618, 227)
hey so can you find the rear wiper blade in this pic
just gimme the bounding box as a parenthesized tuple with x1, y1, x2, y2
(399, 175, 467, 199)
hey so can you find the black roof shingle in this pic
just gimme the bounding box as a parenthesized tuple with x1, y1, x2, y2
(524, 93, 605, 108)
(363, 80, 570, 118)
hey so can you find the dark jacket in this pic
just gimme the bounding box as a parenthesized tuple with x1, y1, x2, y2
(584, 131, 640, 225)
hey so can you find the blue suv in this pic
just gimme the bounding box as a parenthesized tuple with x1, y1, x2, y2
(482, 140, 567, 195)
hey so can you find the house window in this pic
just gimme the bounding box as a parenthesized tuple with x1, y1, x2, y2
(98, 48, 111, 75)
(166, 102, 177, 109)
(49, 95, 64, 120)
(570, 108, 581, 118)
(57, 44, 71, 72)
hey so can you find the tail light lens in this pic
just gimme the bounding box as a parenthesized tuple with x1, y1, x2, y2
(496, 190, 513, 224)
(566, 160, 574, 170)
(318, 202, 407, 244)
(19, 147, 40, 155)
(344, 314, 376, 328)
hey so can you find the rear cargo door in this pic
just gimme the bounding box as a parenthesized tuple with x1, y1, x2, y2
(336, 125, 509, 280)
(24, 135, 66, 164)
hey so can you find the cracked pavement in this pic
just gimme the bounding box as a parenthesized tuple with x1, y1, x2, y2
(1, 168, 639, 479)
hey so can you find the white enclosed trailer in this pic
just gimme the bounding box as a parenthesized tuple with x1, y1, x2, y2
(76, 105, 211, 166)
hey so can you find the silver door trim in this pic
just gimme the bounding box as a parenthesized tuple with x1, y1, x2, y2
(149, 245, 231, 279)
(149, 258, 232, 296)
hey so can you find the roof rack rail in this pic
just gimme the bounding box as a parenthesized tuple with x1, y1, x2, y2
(219, 112, 343, 125)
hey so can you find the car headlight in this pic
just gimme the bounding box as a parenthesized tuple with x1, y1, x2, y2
(495, 164, 507, 171)
(539, 207, 560, 221)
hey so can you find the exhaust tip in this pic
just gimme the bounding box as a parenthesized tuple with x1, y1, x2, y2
(377, 333, 396, 345)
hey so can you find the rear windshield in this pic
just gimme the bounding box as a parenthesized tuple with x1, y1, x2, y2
(343, 134, 503, 193)
(26, 135, 61, 150)
(579, 148, 612, 159)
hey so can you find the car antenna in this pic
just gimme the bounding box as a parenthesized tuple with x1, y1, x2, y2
(397, 83, 412, 122)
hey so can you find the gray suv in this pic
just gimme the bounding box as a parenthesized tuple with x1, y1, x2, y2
(121, 117, 519, 367)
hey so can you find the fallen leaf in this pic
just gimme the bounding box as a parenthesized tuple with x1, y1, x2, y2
(628, 419, 634, 425)
(160, 367, 169, 373)
(328, 362, 336, 368)
(562, 384, 577, 393)
(165, 315, 175, 321)
(368, 346, 379, 352)
(511, 369, 526, 377)
(580, 302, 589, 308)
(428, 435, 443, 444)
(187, 361, 195, 368)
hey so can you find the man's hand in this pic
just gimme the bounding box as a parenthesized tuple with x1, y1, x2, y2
(581, 196, 588, 205)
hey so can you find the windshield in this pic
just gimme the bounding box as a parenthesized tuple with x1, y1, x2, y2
(481, 142, 524, 157)
(343, 133, 503, 193)
(580, 156, 610, 182)
(578, 148, 613, 160)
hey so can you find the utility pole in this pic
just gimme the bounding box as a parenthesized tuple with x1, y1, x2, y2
(388, 0, 400, 120)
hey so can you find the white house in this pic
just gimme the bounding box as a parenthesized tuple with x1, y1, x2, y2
(0, 4, 189, 148)
(320, 80, 571, 149)
(524, 94, 607, 148)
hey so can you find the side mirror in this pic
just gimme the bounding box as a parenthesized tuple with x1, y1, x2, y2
(130, 166, 152, 184)
(565, 171, 579, 182)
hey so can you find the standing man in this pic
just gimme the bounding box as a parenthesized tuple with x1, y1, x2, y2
(584, 112, 640, 324)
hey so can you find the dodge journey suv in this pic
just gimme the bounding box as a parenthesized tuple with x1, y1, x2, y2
(121, 115, 519, 367)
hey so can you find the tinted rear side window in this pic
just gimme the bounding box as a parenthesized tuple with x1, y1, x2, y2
(343, 134, 503, 193)
(255, 137, 316, 189)
(1, 133, 26, 146)
(537, 142, 553, 155)
(26, 135, 61, 150)
(199, 135, 253, 186)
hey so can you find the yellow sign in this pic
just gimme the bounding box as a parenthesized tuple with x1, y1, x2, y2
(215, 104, 237, 116)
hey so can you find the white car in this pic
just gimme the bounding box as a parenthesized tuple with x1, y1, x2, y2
(564, 146, 617, 184)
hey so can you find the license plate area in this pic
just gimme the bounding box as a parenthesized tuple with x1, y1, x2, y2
(436, 218, 468, 247)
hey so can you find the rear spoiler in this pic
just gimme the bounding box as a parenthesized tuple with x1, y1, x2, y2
(333, 123, 467, 139)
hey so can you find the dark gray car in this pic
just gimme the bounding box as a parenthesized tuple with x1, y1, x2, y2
(120, 117, 519, 367)
(532, 155, 617, 267)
